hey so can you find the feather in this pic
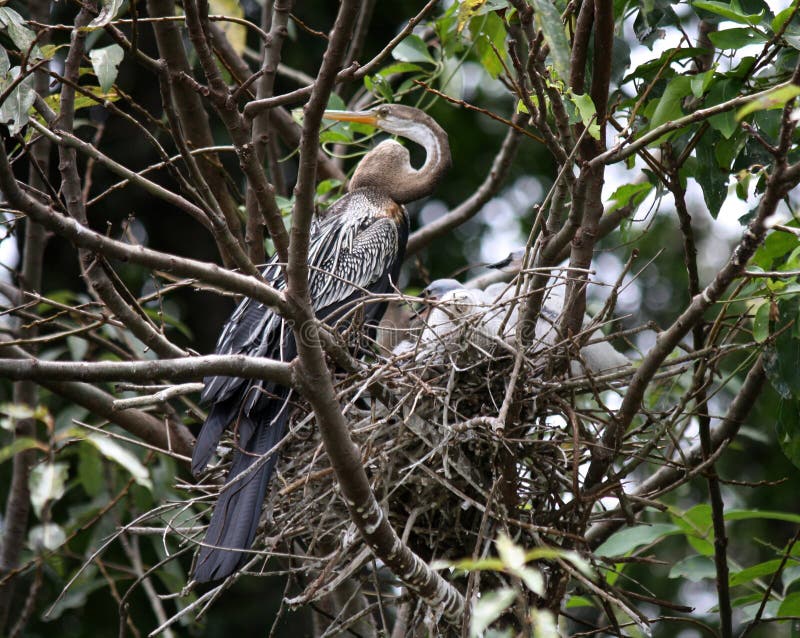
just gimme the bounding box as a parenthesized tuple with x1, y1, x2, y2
(192, 187, 408, 582)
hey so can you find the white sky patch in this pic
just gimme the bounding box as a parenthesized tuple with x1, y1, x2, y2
(0, 215, 19, 284)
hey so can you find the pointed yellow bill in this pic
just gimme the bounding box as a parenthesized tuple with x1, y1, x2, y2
(322, 110, 377, 126)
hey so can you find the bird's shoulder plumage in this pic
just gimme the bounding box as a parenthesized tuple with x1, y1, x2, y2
(201, 187, 407, 406)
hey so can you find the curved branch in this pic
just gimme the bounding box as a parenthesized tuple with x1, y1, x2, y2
(0, 146, 286, 311)
(583, 79, 800, 487)
(285, 0, 465, 622)
(586, 357, 766, 548)
(0, 341, 195, 459)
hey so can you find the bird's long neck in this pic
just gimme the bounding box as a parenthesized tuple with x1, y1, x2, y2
(393, 114, 451, 204)
(351, 113, 451, 204)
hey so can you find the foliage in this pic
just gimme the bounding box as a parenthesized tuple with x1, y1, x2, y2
(0, 0, 799, 637)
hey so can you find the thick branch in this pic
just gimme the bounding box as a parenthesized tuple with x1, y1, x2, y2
(0, 354, 291, 386)
(285, 0, 465, 622)
(0, 341, 195, 459)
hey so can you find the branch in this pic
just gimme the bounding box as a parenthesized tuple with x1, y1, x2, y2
(593, 81, 793, 167)
(0, 144, 286, 311)
(0, 354, 291, 386)
(585, 356, 766, 548)
(0, 2, 51, 627)
(584, 121, 800, 487)
(146, 0, 244, 243)
(284, 0, 466, 622)
(183, 0, 290, 266)
(0, 340, 195, 459)
(241, 0, 439, 119)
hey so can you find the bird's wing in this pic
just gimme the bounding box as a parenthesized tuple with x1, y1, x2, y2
(202, 192, 403, 405)
(309, 214, 401, 314)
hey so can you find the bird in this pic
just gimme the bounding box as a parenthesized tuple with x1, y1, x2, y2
(191, 104, 451, 582)
(399, 277, 629, 374)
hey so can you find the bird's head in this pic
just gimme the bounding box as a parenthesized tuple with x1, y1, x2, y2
(421, 278, 464, 301)
(323, 104, 451, 204)
(488, 249, 527, 273)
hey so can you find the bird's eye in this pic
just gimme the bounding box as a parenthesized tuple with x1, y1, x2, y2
(376, 106, 390, 118)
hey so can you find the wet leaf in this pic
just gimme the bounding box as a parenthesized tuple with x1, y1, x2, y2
(89, 44, 124, 92)
(88, 0, 124, 29)
(29, 462, 69, 518)
(737, 84, 800, 121)
(86, 434, 152, 489)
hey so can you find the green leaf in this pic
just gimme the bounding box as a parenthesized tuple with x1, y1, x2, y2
(695, 130, 728, 218)
(752, 221, 800, 269)
(570, 92, 601, 139)
(775, 399, 800, 469)
(0, 437, 45, 464)
(668, 555, 716, 582)
(87, 0, 124, 29)
(565, 595, 594, 608)
(89, 44, 124, 93)
(29, 462, 69, 518)
(470, 588, 516, 637)
(729, 559, 784, 587)
(736, 85, 800, 121)
(725, 509, 800, 524)
(531, 0, 571, 81)
(376, 62, 424, 77)
(707, 79, 741, 138)
(42, 86, 120, 115)
(595, 523, 681, 557)
(763, 298, 800, 399)
(649, 76, 691, 135)
(690, 69, 715, 98)
(0, 68, 35, 135)
(470, 11, 507, 79)
(739, 600, 780, 622)
(709, 27, 764, 49)
(78, 441, 104, 497)
(772, 6, 795, 32)
(778, 591, 800, 616)
(0, 7, 43, 60)
(607, 182, 653, 213)
(392, 35, 435, 65)
(86, 434, 153, 489)
(671, 504, 714, 556)
(752, 301, 771, 342)
(692, 0, 764, 26)
(0, 46, 9, 77)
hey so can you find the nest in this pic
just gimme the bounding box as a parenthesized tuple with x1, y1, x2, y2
(177, 281, 651, 633)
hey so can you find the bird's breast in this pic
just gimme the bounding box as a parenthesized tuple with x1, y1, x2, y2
(378, 198, 406, 226)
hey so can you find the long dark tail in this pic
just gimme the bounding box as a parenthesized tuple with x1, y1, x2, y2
(192, 388, 290, 583)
